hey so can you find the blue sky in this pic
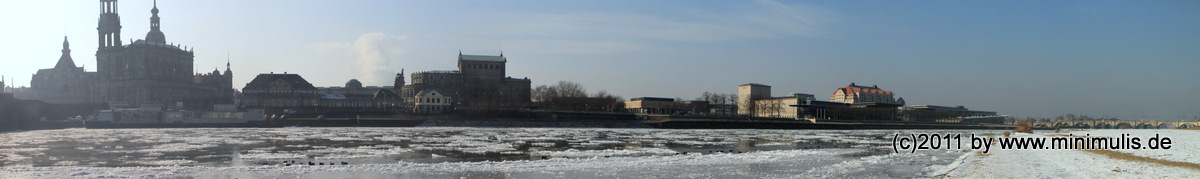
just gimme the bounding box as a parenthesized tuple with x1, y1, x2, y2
(1, 0, 1197, 120)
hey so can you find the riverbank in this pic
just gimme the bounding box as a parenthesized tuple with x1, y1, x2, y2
(942, 129, 1200, 178)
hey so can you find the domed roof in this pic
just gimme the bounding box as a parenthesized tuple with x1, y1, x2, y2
(345, 79, 363, 89)
(145, 0, 166, 44)
(146, 30, 166, 44)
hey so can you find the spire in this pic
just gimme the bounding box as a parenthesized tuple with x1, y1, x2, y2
(224, 53, 233, 76)
(145, 0, 166, 43)
(54, 36, 77, 69)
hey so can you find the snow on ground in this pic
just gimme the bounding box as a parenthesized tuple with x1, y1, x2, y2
(943, 132, 1200, 178)
(1066, 129, 1200, 164)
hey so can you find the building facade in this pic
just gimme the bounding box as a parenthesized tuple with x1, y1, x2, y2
(314, 79, 404, 110)
(22, 1, 233, 108)
(239, 73, 319, 108)
(624, 97, 682, 115)
(31, 37, 97, 104)
(829, 83, 903, 105)
(398, 53, 531, 110)
(240, 74, 404, 114)
(91, 0, 233, 109)
(737, 83, 771, 115)
(413, 89, 452, 113)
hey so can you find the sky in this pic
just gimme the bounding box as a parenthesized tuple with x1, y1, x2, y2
(1, 0, 1197, 120)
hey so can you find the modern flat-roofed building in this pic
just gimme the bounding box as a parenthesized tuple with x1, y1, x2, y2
(737, 83, 771, 115)
(625, 97, 683, 115)
(737, 83, 825, 119)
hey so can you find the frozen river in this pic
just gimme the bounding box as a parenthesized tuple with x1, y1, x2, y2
(0, 127, 996, 178)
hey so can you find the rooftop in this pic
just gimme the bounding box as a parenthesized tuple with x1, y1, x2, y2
(244, 73, 315, 90)
(416, 70, 460, 74)
(631, 97, 674, 102)
(740, 83, 770, 87)
(459, 54, 506, 62)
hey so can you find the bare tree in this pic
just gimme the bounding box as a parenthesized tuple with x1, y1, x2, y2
(726, 93, 738, 116)
(591, 90, 625, 112)
(531, 85, 555, 103)
(553, 81, 587, 98)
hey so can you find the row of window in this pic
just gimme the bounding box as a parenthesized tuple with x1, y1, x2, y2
(416, 97, 449, 104)
(464, 63, 502, 70)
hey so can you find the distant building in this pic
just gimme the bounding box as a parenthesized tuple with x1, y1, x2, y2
(413, 89, 452, 113)
(398, 53, 531, 110)
(737, 83, 815, 119)
(909, 105, 999, 122)
(20, 1, 233, 108)
(94, 1, 234, 108)
(0, 76, 7, 94)
(239, 73, 319, 108)
(737, 83, 870, 120)
(749, 94, 802, 119)
(239, 74, 404, 113)
(30, 37, 97, 104)
(737, 83, 771, 115)
(829, 83, 903, 105)
(314, 79, 404, 110)
(625, 97, 682, 115)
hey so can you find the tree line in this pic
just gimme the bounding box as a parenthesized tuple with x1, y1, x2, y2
(530, 81, 625, 112)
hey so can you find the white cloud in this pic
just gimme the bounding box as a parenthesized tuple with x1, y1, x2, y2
(307, 32, 406, 85)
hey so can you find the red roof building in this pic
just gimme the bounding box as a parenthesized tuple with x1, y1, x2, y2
(829, 83, 903, 105)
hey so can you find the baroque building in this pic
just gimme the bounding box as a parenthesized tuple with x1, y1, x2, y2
(829, 83, 903, 105)
(31, 37, 97, 104)
(91, 0, 233, 108)
(239, 73, 404, 114)
(398, 53, 531, 110)
(239, 73, 319, 109)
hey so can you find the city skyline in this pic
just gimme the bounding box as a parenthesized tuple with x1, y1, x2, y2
(1, 0, 1197, 120)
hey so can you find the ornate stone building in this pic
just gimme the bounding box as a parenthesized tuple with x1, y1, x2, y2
(398, 53, 531, 109)
(31, 37, 97, 104)
(240, 74, 404, 114)
(829, 83, 903, 105)
(90, 0, 233, 108)
(239, 73, 319, 108)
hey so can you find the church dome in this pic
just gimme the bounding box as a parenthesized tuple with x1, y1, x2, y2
(346, 79, 363, 89)
(145, 0, 166, 44)
(146, 30, 166, 44)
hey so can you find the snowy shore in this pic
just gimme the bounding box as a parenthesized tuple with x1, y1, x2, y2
(944, 130, 1200, 178)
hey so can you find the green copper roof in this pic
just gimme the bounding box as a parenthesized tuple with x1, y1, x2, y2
(459, 54, 506, 62)
(417, 89, 448, 97)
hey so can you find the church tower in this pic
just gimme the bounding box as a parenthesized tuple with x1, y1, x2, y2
(224, 54, 233, 78)
(394, 69, 405, 89)
(97, 0, 121, 48)
(55, 36, 76, 69)
(145, 0, 166, 44)
(96, 0, 123, 81)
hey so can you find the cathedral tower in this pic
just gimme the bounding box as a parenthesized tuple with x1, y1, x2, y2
(97, 0, 121, 48)
(145, 0, 166, 44)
